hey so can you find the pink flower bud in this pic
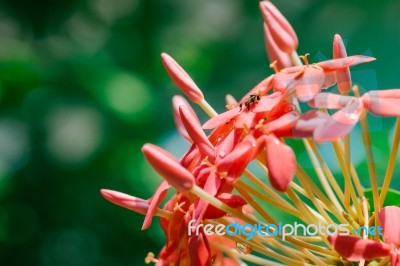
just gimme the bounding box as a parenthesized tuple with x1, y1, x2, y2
(161, 53, 204, 103)
(172, 95, 198, 142)
(100, 189, 149, 215)
(179, 105, 215, 159)
(142, 143, 195, 192)
(263, 23, 292, 70)
(260, 1, 298, 53)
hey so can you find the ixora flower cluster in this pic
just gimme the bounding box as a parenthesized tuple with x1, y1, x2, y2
(101, 1, 400, 265)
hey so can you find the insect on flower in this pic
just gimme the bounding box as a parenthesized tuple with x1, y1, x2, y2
(239, 94, 261, 111)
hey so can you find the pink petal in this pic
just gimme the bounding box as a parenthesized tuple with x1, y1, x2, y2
(259, 1, 298, 53)
(188, 232, 211, 266)
(263, 23, 292, 70)
(202, 107, 239, 129)
(234, 111, 256, 129)
(322, 71, 337, 88)
(203, 193, 247, 219)
(378, 206, 400, 246)
(172, 95, 198, 142)
(333, 34, 352, 94)
(314, 98, 362, 142)
(328, 234, 390, 261)
(316, 55, 375, 72)
(294, 68, 326, 102)
(215, 129, 237, 161)
(142, 144, 195, 192)
(292, 111, 331, 138)
(142, 181, 170, 230)
(179, 105, 215, 159)
(216, 139, 254, 179)
(100, 189, 150, 215)
(273, 71, 298, 94)
(264, 135, 296, 191)
(180, 144, 201, 169)
(252, 92, 283, 113)
(280, 65, 305, 74)
(264, 111, 299, 133)
(362, 89, 400, 116)
(161, 53, 204, 103)
(308, 93, 354, 109)
(194, 171, 221, 223)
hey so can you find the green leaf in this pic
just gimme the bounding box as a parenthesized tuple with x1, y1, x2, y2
(364, 188, 400, 212)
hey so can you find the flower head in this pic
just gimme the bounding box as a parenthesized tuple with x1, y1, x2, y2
(101, 1, 400, 265)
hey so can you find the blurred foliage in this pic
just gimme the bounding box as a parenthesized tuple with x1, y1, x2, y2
(0, 0, 399, 265)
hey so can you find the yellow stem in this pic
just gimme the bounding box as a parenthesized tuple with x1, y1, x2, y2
(359, 114, 380, 239)
(234, 183, 277, 224)
(303, 139, 343, 212)
(344, 134, 352, 208)
(332, 140, 364, 222)
(290, 50, 303, 66)
(295, 166, 354, 227)
(380, 117, 400, 205)
(337, 140, 364, 197)
(243, 169, 299, 215)
(285, 189, 332, 248)
(197, 98, 218, 117)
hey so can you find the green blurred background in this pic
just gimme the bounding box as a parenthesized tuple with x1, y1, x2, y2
(0, 0, 399, 265)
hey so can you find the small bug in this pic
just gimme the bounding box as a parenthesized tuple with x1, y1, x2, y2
(239, 94, 260, 111)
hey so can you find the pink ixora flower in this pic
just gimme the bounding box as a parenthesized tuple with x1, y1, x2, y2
(101, 1, 400, 265)
(329, 206, 400, 265)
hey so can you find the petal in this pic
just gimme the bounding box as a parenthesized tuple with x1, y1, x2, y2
(308, 93, 354, 109)
(314, 98, 362, 142)
(264, 111, 299, 134)
(215, 129, 237, 161)
(292, 111, 331, 138)
(273, 71, 298, 94)
(333, 34, 352, 94)
(316, 55, 376, 71)
(252, 92, 283, 113)
(142, 144, 195, 192)
(294, 68, 326, 102)
(100, 189, 149, 215)
(180, 144, 201, 169)
(362, 89, 400, 116)
(194, 171, 222, 224)
(142, 181, 170, 230)
(161, 53, 204, 102)
(188, 232, 211, 266)
(328, 234, 390, 261)
(264, 135, 296, 191)
(202, 108, 239, 129)
(216, 138, 255, 180)
(378, 206, 400, 246)
(203, 193, 247, 219)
